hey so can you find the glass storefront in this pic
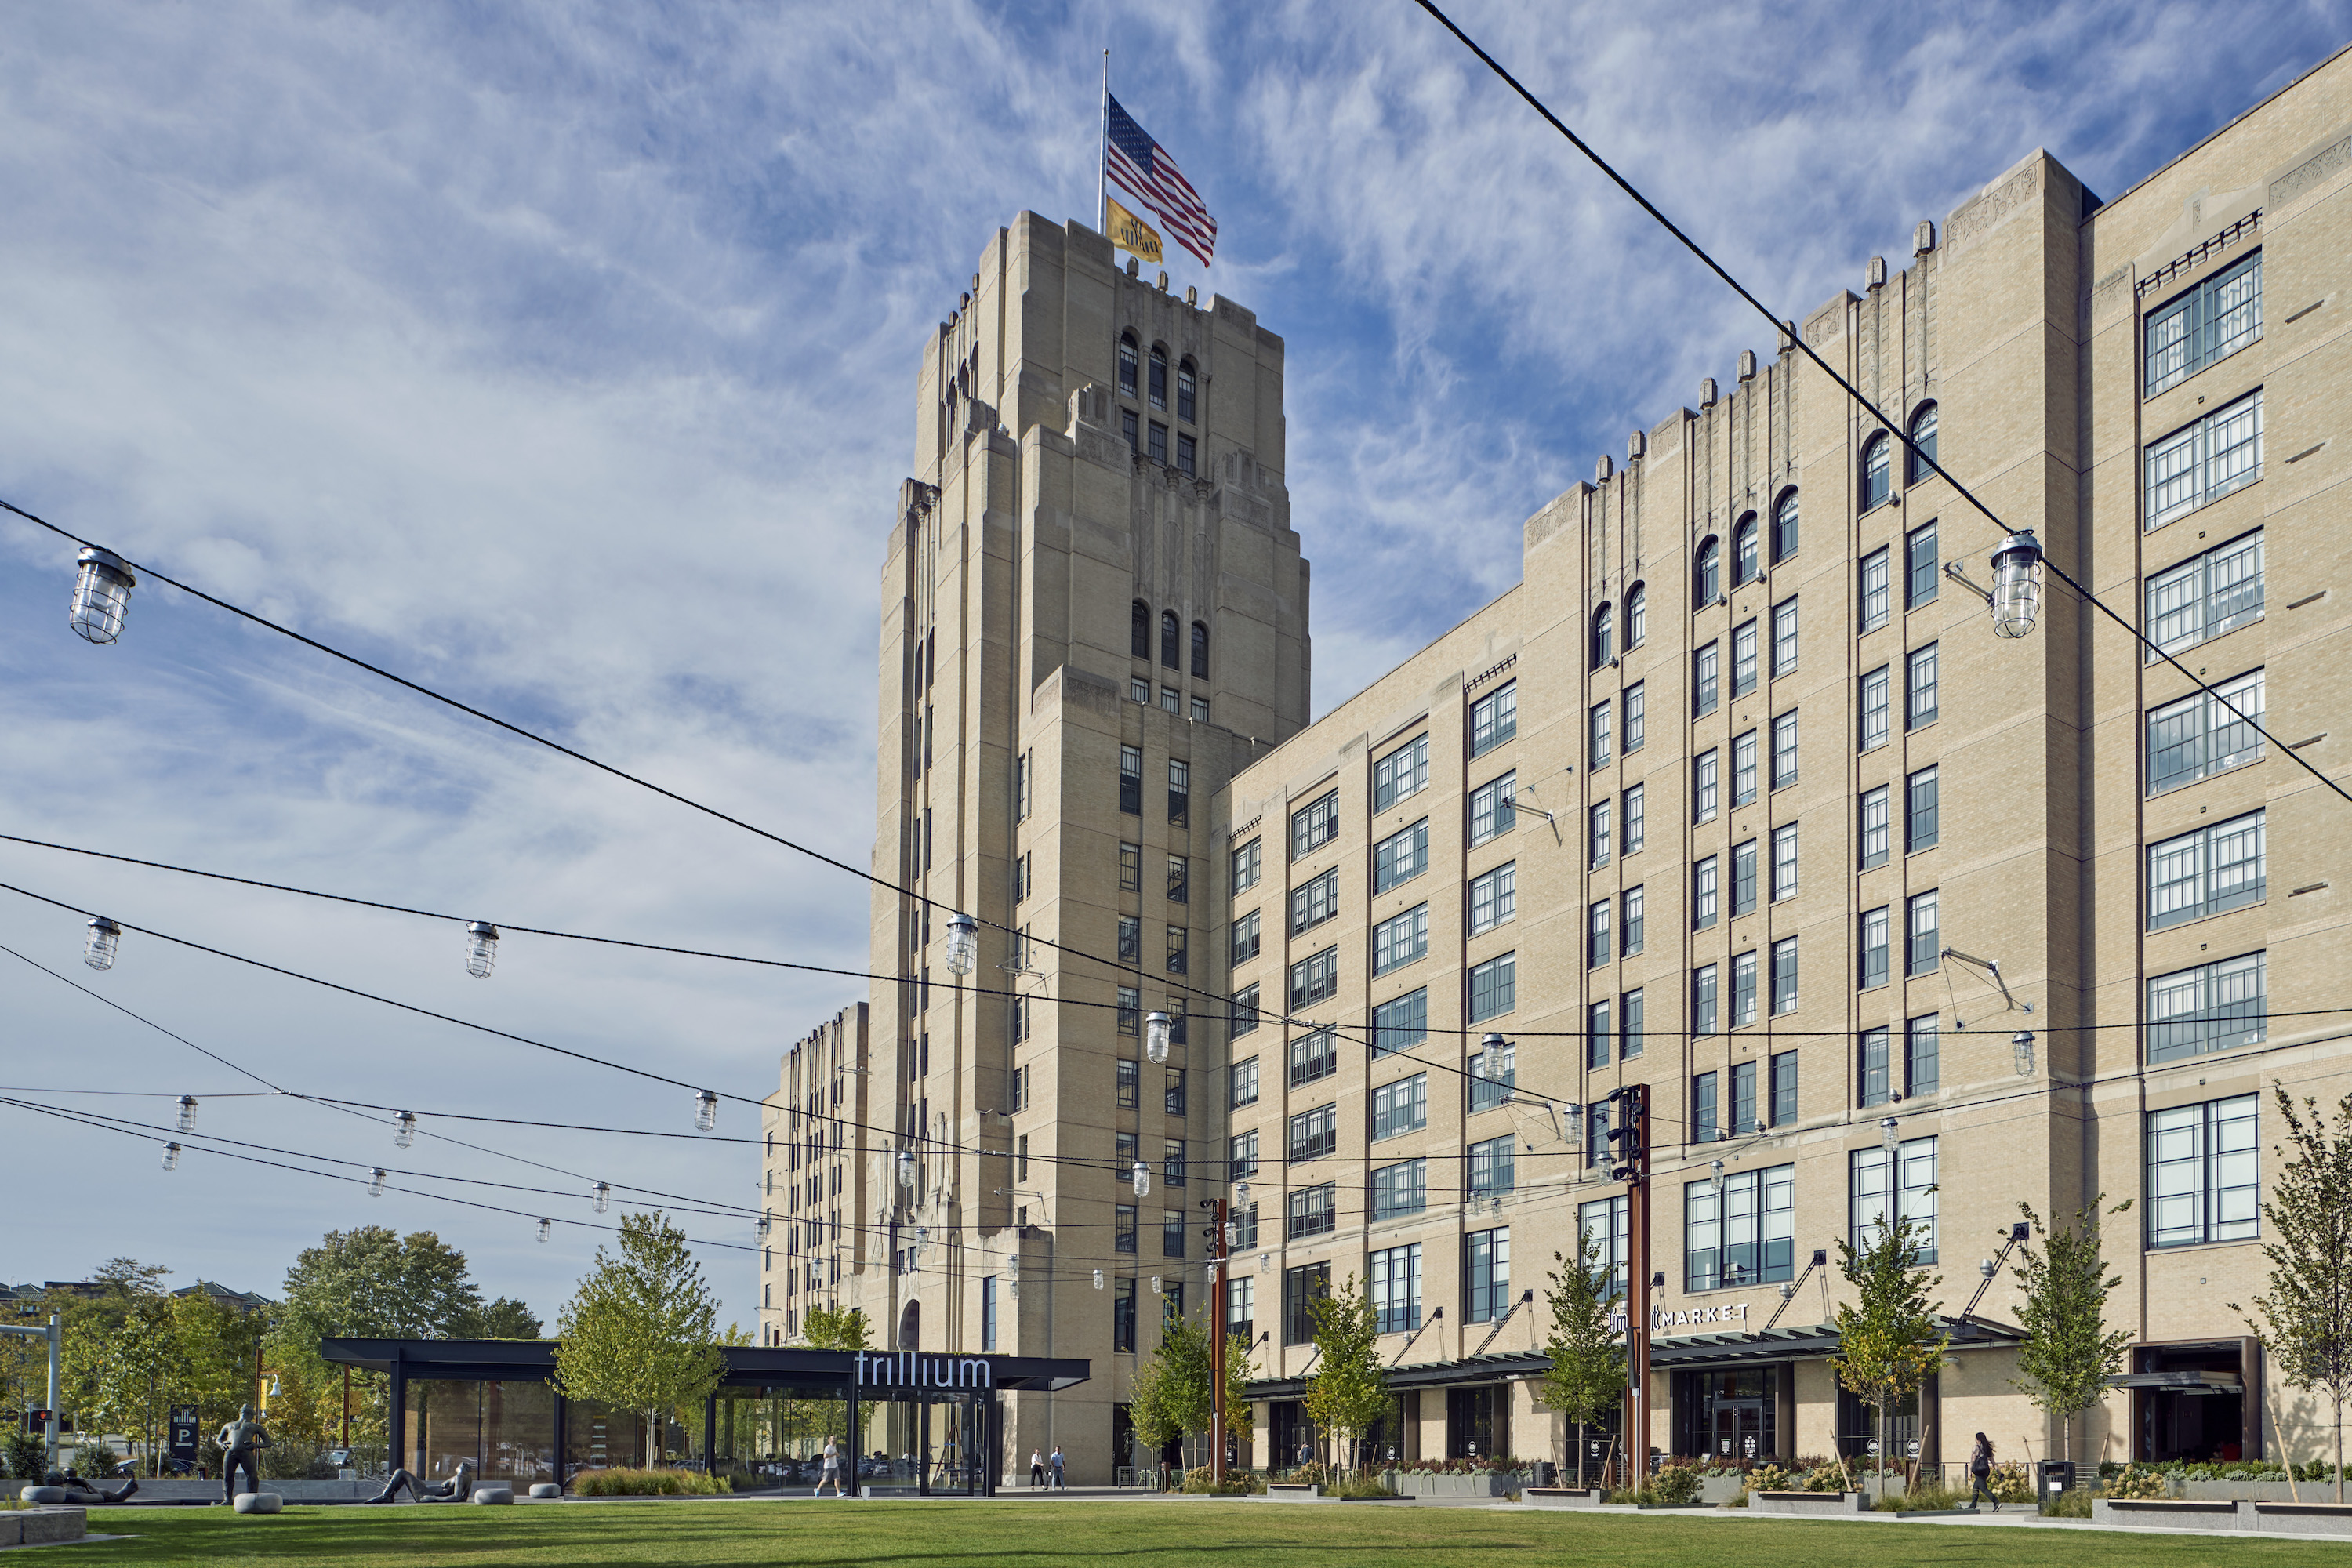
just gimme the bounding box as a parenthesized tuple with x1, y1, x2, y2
(1675, 1367, 1778, 1464)
(401, 1379, 557, 1484)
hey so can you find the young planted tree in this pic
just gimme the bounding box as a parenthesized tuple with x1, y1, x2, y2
(2011, 1196, 2133, 1461)
(552, 1212, 727, 1468)
(1129, 1294, 1214, 1480)
(2232, 1085, 2352, 1502)
(1541, 1232, 1627, 1486)
(1830, 1208, 1946, 1501)
(1304, 1274, 1386, 1479)
(1221, 1329, 1258, 1466)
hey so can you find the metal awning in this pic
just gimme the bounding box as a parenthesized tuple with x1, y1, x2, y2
(1647, 1315, 2024, 1369)
(1247, 1350, 1551, 1401)
(318, 1337, 1090, 1392)
(2111, 1370, 2242, 1392)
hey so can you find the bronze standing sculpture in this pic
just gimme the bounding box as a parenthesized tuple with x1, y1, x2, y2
(216, 1405, 270, 1505)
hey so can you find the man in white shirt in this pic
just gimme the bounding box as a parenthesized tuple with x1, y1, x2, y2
(816, 1436, 844, 1497)
(1029, 1448, 1045, 1490)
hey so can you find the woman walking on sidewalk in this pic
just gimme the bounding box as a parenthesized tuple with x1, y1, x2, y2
(1966, 1432, 1999, 1512)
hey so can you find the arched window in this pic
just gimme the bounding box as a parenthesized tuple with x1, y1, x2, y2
(1695, 538, 1722, 605)
(1906, 402, 1939, 484)
(1132, 600, 1151, 659)
(1592, 604, 1615, 668)
(1118, 334, 1139, 399)
(1177, 359, 1197, 423)
(1771, 489, 1799, 563)
(1190, 621, 1210, 679)
(1161, 610, 1180, 668)
(898, 1299, 920, 1351)
(1731, 514, 1759, 586)
(1627, 583, 1647, 647)
(1149, 347, 1168, 410)
(1861, 433, 1892, 510)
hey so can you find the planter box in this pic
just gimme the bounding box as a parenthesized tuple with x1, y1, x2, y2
(2095, 1498, 2241, 1531)
(1524, 1487, 1606, 1508)
(1386, 1470, 1529, 1498)
(2183, 1480, 2302, 1503)
(0, 1508, 88, 1547)
(1265, 1484, 1319, 1501)
(1698, 1475, 1746, 1504)
(2252, 1502, 2352, 1537)
(1750, 1490, 1867, 1515)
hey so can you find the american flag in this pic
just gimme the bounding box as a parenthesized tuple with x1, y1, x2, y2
(1104, 93, 1218, 267)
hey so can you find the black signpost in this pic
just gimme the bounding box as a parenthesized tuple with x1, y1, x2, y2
(169, 1405, 200, 1473)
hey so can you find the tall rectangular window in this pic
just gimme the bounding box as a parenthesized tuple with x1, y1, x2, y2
(1731, 950, 1758, 1027)
(1693, 642, 1721, 717)
(1859, 906, 1890, 989)
(2149, 810, 2265, 928)
(1287, 1029, 1338, 1089)
(1116, 1204, 1138, 1254)
(1860, 1027, 1891, 1107)
(1732, 730, 1759, 807)
(1371, 904, 1429, 975)
(1231, 909, 1261, 965)
(1468, 953, 1515, 1023)
(1693, 964, 1719, 1037)
(1168, 760, 1189, 826)
(1771, 823, 1798, 901)
(1371, 818, 1430, 893)
(1623, 886, 1645, 956)
(1283, 1263, 1330, 1345)
(1372, 1073, 1428, 1139)
(1772, 711, 1798, 789)
(1859, 547, 1891, 633)
(1119, 984, 1142, 1034)
(1470, 772, 1517, 845)
(1771, 596, 1800, 676)
(1165, 926, 1187, 974)
(1287, 1182, 1337, 1240)
(1905, 520, 1938, 608)
(1374, 734, 1430, 811)
(2146, 1094, 2260, 1247)
(1371, 989, 1428, 1058)
(1167, 855, 1189, 903)
(1230, 984, 1260, 1038)
(1905, 766, 1939, 852)
(1287, 1105, 1338, 1163)
(1290, 790, 1340, 860)
(1578, 1196, 1629, 1298)
(1906, 643, 1939, 729)
(2148, 669, 2266, 794)
(1469, 1037, 1515, 1113)
(2147, 530, 2264, 659)
(1165, 1069, 1187, 1116)
(1288, 946, 1339, 1008)
(1693, 855, 1719, 929)
(1901, 1013, 1940, 1097)
(1589, 701, 1613, 768)
(1469, 681, 1518, 757)
(1731, 838, 1758, 917)
(1624, 783, 1646, 855)
(1118, 914, 1142, 962)
(1906, 889, 1940, 975)
(1624, 682, 1646, 751)
(1291, 868, 1339, 935)
(1468, 1134, 1515, 1196)
(1732, 619, 1759, 698)
(1860, 666, 1891, 750)
(1685, 1163, 1795, 1290)
(1860, 786, 1890, 869)
(1118, 841, 1142, 892)
(1588, 800, 1612, 866)
(1693, 750, 1719, 822)
(1177, 434, 1196, 475)
(1771, 937, 1798, 1015)
(1471, 862, 1518, 935)
(1015, 750, 1033, 820)
(2148, 951, 2267, 1063)
(1587, 898, 1611, 967)
(1163, 1138, 1187, 1191)
(1370, 1244, 1423, 1334)
(1117, 1058, 1140, 1109)
(1622, 989, 1645, 1059)
(1120, 745, 1142, 814)
(1229, 1130, 1259, 1178)
(1465, 1228, 1512, 1323)
(1114, 1276, 1136, 1348)
(2146, 251, 2261, 394)
(1769, 1050, 1798, 1126)
(1232, 838, 1262, 894)
(1691, 1070, 1719, 1144)
(1587, 998, 1612, 1069)
(1850, 1136, 1938, 1261)
(2147, 390, 2264, 531)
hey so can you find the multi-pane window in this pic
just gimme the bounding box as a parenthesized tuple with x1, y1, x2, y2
(1771, 596, 1799, 676)
(1370, 1243, 1423, 1333)
(1693, 855, 1719, 929)
(1118, 915, 1142, 962)
(1622, 989, 1644, 1058)
(1374, 1166, 1421, 1222)
(1860, 666, 1891, 750)
(1588, 800, 1613, 866)
(1231, 983, 1260, 1038)
(1906, 890, 1940, 975)
(1735, 1060, 1761, 1134)
(1165, 1067, 1188, 1116)
(1771, 824, 1798, 901)
(1693, 963, 1719, 1037)
(1628, 585, 1647, 647)
(1232, 837, 1261, 895)
(1468, 1134, 1515, 1196)
(1291, 868, 1339, 935)
(1119, 984, 1142, 1034)
(1731, 838, 1758, 916)
(1470, 681, 1518, 757)
(1118, 841, 1142, 892)
(2148, 530, 2264, 659)
(1592, 604, 1616, 668)
(2148, 952, 2267, 1064)
(1231, 909, 1261, 965)
(1859, 906, 1890, 990)
(1686, 1163, 1795, 1290)
(1905, 521, 1938, 608)
(2147, 390, 2264, 531)
(1772, 712, 1798, 789)
(1733, 517, 1759, 585)
(1623, 886, 1646, 956)
(1178, 359, 1197, 422)
(1578, 1196, 1630, 1298)
(1691, 1069, 1719, 1144)
(1163, 1207, 1186, 1258)
(1287, 1103, 1338, 1163)
(1906, 644, 1938, 730)
(2150, 810, 2266, 928)
(1372, 904, 1429, 975)
(1624, 683, 1646, 751)
(1470, 862, 1518, 935)
(1163, 1138, 1188, 1191)
(1160, 685, 1179, 713)
(1015, 749, 1033, 820)
(1177, 434, 1196, 475)
(1116, 1205, 1138, 1254)
(1696, 536, 1722, 604)
(1288, 1029, 1338, 1089)
(1624, 783, 1646, 854)
(1860, 1026, 1892, 1107)
(1732, 619, 1759, 698)
(1907, 404, 1939, 483)
(1287, 1182, 1337, 1240)
(1374, 818, 1429, 893)
(1117, 1059, 1141, 1109)
(1860, 786, 1890, 869)
(1469, 1038, 1515, 1113)
(2147, 251, 2262, 394)
(1283, 1262, 1330, 1345)
(1229, 1058, 1260, 1109)
(1166, 926, 1188, 974)
(1906, 1014, 1940, 1096)
(1468, 953, 1515, 1023)
(1895, 768, 1936, 855)
(1120, 407, 1139, 449)
(1290, 790, 1340, 860)
(1168, 855, 1189, 903)
(1588, 899, 1611, 967)
(1860, 547, 1891, 633)
(1851, 1136, 1938, 1261)
(1372, 989, 1428, 1058)
(1732, 730, 1759, 807)
(1372, 1073, 1428, 1138)
(1168, 760, 1189, 825)
(1693, 642, 1721, 716)
(1465, 1228, 1512, 1323)
(1470, 772, 1516, 845)
(1132, 676, 1152, 704)
(1120, 744, 1143, 813)
(1731, 950, 1759, 1027)
(1590, 701, 1613, 768)
(2148, 669, 2265, 794)
(1693, 750, 1719, 822)
(1374, 735, 1430, 812)
(1862, 433, 1893, 510)
(1773, 491, 1799, 561)
(1769, 1051, 1798, 1126)
(1587, 998, 1612, 1069)
(2146, 1094, 2260, 1248)
(1289, 946, 1339, 1008)
(1771, 937, 1798, 1015)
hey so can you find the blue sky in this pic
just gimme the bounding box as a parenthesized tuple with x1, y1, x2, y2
(2, 0, 2344, 1329)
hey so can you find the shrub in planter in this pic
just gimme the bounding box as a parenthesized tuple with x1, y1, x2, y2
(2103, 1464, 2169, 1500)
(571, 1467, 724, 1497)
(2, 1432, 45, 1481)
(1798, 1460, 1849, 1494)
(1987, 1460, 2033, 1503)
(1646, 1464, 1704, 1505)
(1744, 1464, 1792, 1495)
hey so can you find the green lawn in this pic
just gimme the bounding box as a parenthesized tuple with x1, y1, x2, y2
(64, 1501, 2348, 1566)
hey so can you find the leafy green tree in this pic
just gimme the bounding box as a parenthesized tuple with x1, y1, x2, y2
(1304, 1274, 1386, 1477)
(2011, 1196, 2133, 1461)
(798, 1304, 871, 1351)
(1830, 1207, 1946, 1500)
(67, 1283, 178, 1475)
(170, 1292, 270, 1468)
(463, 1296, 544, 1339)
(1130, 1293, 1214, 1479)
(1221, 1330, 1258, 1462)
(551, 1212, 726, 1468)
(2233, 1086, 2352, 1502)
(270, 1226, 486, 1461)
(1542, 1231, 1627, 1486)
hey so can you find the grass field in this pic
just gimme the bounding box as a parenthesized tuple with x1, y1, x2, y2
(59, 1500, 2352, 1567)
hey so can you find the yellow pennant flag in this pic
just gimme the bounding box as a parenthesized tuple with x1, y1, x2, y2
(1106, 196, 1163, 264)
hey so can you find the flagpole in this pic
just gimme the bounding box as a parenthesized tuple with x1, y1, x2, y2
(1098, 48, 1109, 234)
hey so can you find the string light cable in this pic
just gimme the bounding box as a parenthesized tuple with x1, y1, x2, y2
(1403, 0, 2350, 811)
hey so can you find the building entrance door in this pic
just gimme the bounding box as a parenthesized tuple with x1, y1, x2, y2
(1711, 1399, 1767, 1465)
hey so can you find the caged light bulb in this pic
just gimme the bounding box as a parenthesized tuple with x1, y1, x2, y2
(162, 1142, 181, 1172)
(367, 1168, 387, 1199)
(593, 1181, 612, 1214)
(537, 1218, 552, 1243)
(68, 546, 136, 644)
(1988, 531, 2045, 640)
(465, 922, 499, 980)
(695, 1090, 719, 1133)
(177, 1094, 198, 1134)
(1131, 1160, 1150, 1198)
(83, 916, 122, 971)
(1881, 1117, 1900, 1153)
(1093, 1269, 1105, 1290)
(896, 1148, 917, 1190)
(394, 1111, 416, 1149)
(942, 912, 978, 978)
(1144, 1011, 1171, 1065)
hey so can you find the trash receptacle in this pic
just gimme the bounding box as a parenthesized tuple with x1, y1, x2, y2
(2034, 1461, 2076, 1498)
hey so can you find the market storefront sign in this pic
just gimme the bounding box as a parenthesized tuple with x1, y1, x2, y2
(1653, 1301, 1750, 1330)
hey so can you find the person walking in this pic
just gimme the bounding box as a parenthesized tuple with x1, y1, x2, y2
(1029, 1448, 1046, 1490)
(1048, 1445, 1065, 1490)
(815, 1435, 845, 1498)
(1966, 1432, 1999, 1512)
